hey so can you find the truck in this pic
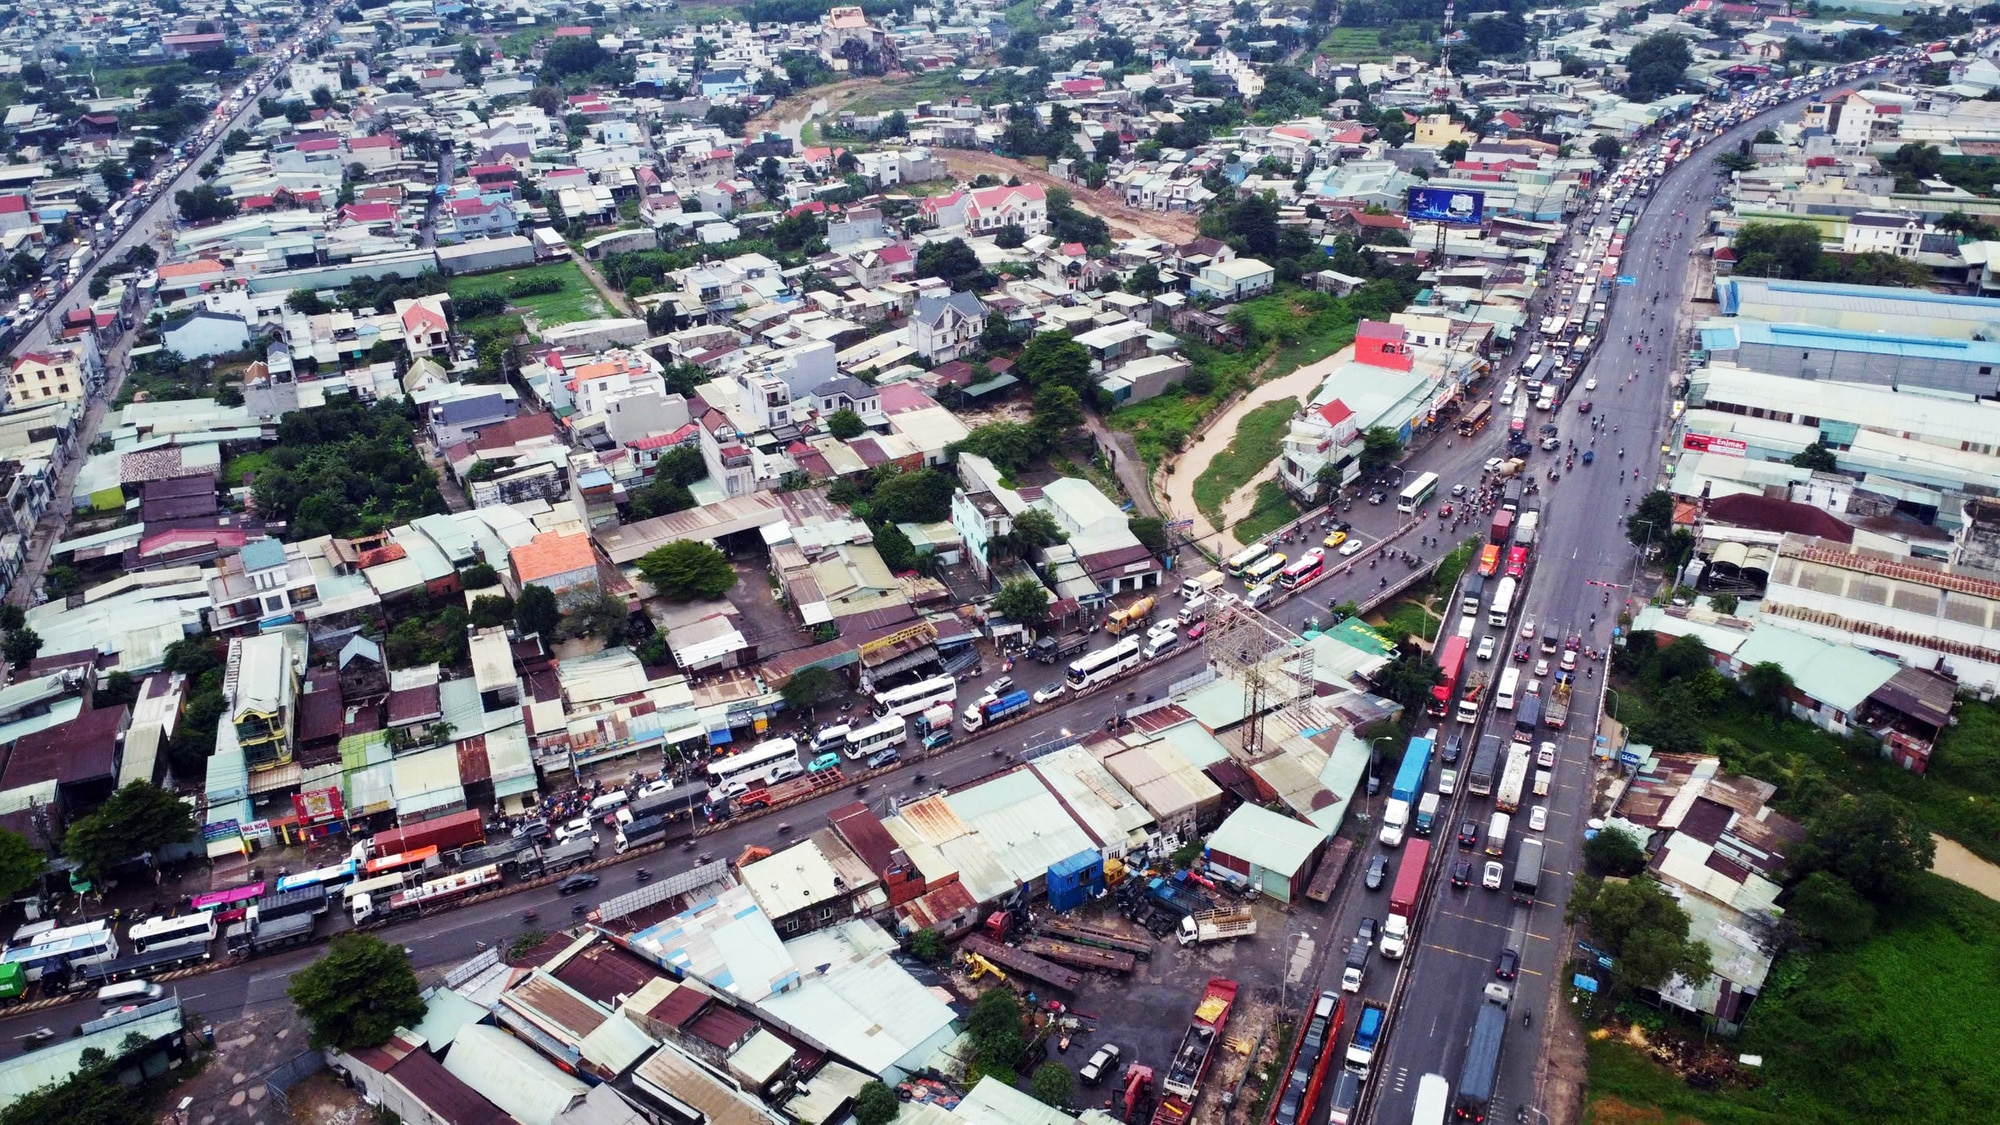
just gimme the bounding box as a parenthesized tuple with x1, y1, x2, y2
(1515, 693, 1543, 736)
(1456, 671, 1488, 725)
(1105, 596, 1157, 636)
(249, 888, 329, 924)
(223, 911, 316, 957)
(1162, 978, 1238, 1099)
(1343, 999, 1388, 1077)
(1179, 570, 1225, 600)
(1030, 632, 1090, 665)
(616, 815, 666, 853)
(1487, 576, 1518, 627)
(1485, 812, 1512, 856)
(1413, 791, 1440, 836)
(1379, 837, 1430, 959)
(1490, 509, 1514, 544)
(1145, 874, 1214, 919)
(1513, 838, 1544, 903)
(1514, 508, 1540, 547)
(1460, 572, 1485, 617)
(1496, 744, 1532, 813)
(0, 962, 23, 1002)
(1502, 480, 1523, 512)
(1377, 734, 1433, 848)
(363, 810, 485, 859)
(962, 689, 1031, 732)
(538, 836, 597, 876)
(1476, 544, 1501, 577)
(352, 863, 502, 925)
(1340, 935, 1369, 992)
(1452, 993, 1510, 1122)
(1547, 674, 1572, 730)
(915, 703, 955, 737)
(1177, 906, 1257, 946)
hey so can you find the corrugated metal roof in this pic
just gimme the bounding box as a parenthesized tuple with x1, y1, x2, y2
(630, 883, 799, 1003)
(1028, 746, 1154, 847)
(944, 770, 1099, 886)
(631, 1041, 772, 1125)
(761, 921, 957, 1078)
(440, 1024, 588, 1125)
(1205, 803, 1328, 879)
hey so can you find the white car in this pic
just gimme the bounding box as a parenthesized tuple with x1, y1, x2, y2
(1533, 658, 1549, 677)
(1528, 805, 1549, 833)
(1484, 457, 1504, 473)
(1519, 617, 1536, 641)
(1537, 741, 1557, 768)
(1482, 861, 1504, 890)
(1584, 377, 1598, 392)
(637, 779, 671, 800)
(1338, 538, 1365, 557)
(1476, 635, 1498, 661)
(1032, 683, 1065, 704)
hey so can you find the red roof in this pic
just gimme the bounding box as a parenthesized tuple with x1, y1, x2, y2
(296, 137, 341, 153)
(554, 25, 594, 35)
(876, 244, 913, 264)
(341, 203, 398, 222)
(348, 134, 398, 150)
(1316, 400, 1353, 426)
(0, 195, 26, 214)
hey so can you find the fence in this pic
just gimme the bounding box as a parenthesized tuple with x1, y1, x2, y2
(264, 1050, 325, 1119)
(445, 946, 500, 989)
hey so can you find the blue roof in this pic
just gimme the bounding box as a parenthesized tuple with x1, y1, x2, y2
(1723, 319, 2000, 362)
(1049, 849, 1101, 878)
(240, 538, 287, 571)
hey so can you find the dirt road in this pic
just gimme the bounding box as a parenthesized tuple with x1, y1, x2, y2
(936, 149, 1199, 244)
(745, 76, 899, 140)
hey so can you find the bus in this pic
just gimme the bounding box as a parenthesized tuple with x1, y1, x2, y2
(1487, 576, 1518, 628)
(363, 845, 439, 879)
(1495, 667, 1521, 711)
(127, 914, 216, 960)
(1504, 546, 1529, 579)
(275, 861, 357, 895)
(2, 920, 119, 982)
(1226, 542, 1272, 578)
(1412, 1073, 1450, 1125)
(1066, 636, 1143, 690)
(707, 737, 804, 798)
(1457, 402, 1491, 436)
(1279, 548, 1325, 589)
(190, 882, 264, 922)
(1397, 472, 1440, 514)
(873, 675, 958, 718)
(842, 715, 906, 761)
(1429, 635, 1467, 717)
(1243, 552, 1287, 587)
(342, 872, 418, 910)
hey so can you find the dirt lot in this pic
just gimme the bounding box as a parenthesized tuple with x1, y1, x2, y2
(172, 1001, 359, 1125)
(935, 150, 1200, 245)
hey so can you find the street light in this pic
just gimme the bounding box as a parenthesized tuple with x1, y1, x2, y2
(1606, 688, 1623, 721)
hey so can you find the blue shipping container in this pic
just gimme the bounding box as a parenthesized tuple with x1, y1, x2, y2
(1046, 850, 1104, 913)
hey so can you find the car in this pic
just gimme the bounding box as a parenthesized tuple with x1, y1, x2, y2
(1323, 530, 1347, 547)
(1528, 805, 1549, 832)
(1561, 648, 1578, 672)
(1476, 635, 1497, 661)
(1186, 619, 1209, 640)
(1534, 658, 1550, 677)
(1512, 642, 1530, 662)
(558, 873, 600, 896)
(1442, 736, 1463, 765)
(1078, 1043, 1121, 1084)
(1519, 617, 1537, 640)
(1484, 457, 1504, 473)
(1330, 519, 1352, 532)
(1458, 820, 1479, 848)
(1366, 490, 1386, 505)
(1494, 948, 1520, 980)
(1537, 741, 1557, 768)
(557, 817, 599, 846)
(986, 676, 1015, 698)
(1338, 537, 1365, 557)
(1032, 683, 1065, 704)
(1451, 483, 1467, 496)
(1482, 861, 1505, 890)
(1365, 854, 1389, 890)
(514, 819, 551, 843)
(1584, 377, 1598, 392)
(1357, 916, 1379, 947)
(1327, 1070, 1363, 1125)
(1451, 859, 1474, 887)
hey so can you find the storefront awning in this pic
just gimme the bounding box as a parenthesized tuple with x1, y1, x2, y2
(246, 761, 302, 796)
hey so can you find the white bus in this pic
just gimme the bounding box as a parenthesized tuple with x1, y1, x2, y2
(1065, 636, 1143, 690)
(842, 715, 906, 761)
(873, 675, 958, 718)
(706, 737, 803, 798)
(1412, 1073, 1450, 1125)
(1397, 471, 1440, 514)
(1280, 548, 1325, 589)
(128, 914, 216, 959)
(1242, 552, 1287, 587)
(2, 919, 119, 982)
(341, 872, 417, 909)
(1495, 667, 1521, 711)
(1225, 542, 1271, 578)
(1487, 576, 1518, 627)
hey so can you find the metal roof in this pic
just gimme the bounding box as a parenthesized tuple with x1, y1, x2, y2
(440, 1024, 588, 1125)
(1205, 803, 1329, 878)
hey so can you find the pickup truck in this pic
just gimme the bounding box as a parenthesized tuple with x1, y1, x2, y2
(1344, 1000, 1387, 1077)
(1177, 906, 1256, 946)
(1340, 929, 1371, 992)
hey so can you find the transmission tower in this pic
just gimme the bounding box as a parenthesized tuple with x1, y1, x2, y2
(1439, 0, 1455, 78)
(1201, 601, 1315, 757)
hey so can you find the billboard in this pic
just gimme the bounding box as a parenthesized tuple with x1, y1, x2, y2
(1406, 186, 1486, 225)
(1682, 433, 1748, 457)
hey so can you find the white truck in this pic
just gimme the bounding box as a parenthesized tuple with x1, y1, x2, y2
(1178, 570, 1225, 600)
(1377, 797, 1409, 848)
(1176, 906, 1257, 946)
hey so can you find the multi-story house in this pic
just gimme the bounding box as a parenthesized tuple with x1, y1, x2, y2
(207, 538, 323, 634)
(7, 340, 103, 406)
(918, 183, 1048, 236)
(909, 291, 987, 362)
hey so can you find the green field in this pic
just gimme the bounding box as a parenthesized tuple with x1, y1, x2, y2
(1232, 481, 1303, 544)
(1315, 23, 1434, 62)
(1585, 874, 2000, 1125)
(1191, 399, 1299, 525)
(446, 261, 605, 329)
(840, 71, 968, 115)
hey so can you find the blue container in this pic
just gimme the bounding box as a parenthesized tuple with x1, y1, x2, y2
(1046, 850, 1105, 913)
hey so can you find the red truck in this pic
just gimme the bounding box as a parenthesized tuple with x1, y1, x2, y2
(366, 810, 485, 857)
(1380, 837, 1431, 959)
(1490, 509, 1514, 544)
(1161, 978, 1238, 1101)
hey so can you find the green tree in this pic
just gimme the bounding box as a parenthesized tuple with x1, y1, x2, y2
(288, 933, 428, 1050)
(638, 540, 739, 600)
(1011, 507, 1069, 550)
(287, 288, 329, 315)
(515, 583, 561, 638)
(1126, 262, 1162, 295)
(1031, 1061, 1075, 1108)
(1017, 330, 1093, 394)
(1567, 875, 1712, 993)
(1590, 134, 1623, 167)
(1754, 128, 1781, 145)
(906, 928, 948, 963)
(1359, 426, 1404, 474)
(0, 829, 45, 901)
(62, 782, 196, 882)
(1582, 826, 1647, 877)
(1799, 793, 1935, 906)
(826, 408, 866, 439)
(1627, 489, 1674, 548)
(882, 109, 909, 137)
(1742, 660, 1795, 717)
(174, 183, 239, 223)
(782, 665, 841, 711)
(0, 1047, 148, 1125)
(2, 627, 41, 667)
(914, 237, 986, 290)
(994, 578, 1051, 625)
(870, 468, 955, 523)
(874, 520, 919, 572)
(853, 1081, 901, 1125)
(1732, 221, 1824, 279)
(564, 592, 631, 643)
(1790, 441, 1838, 472)
(1371, 649, 1442, 710)
(95, 159, 131, 196)
(96, 671, 139, 708)
(1786, 870, 1875, 950)
(1130, 516, 1168, 552)
(1715, 150, 1758, 174)
(1032, 383, 1084, 435)
(0, 606, 21, 633)
(470, 593, 515, 628)
(1709, 592, 1739, 615)
(1625, 31, 1692, 100)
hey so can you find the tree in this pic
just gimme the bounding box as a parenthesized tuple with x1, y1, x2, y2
(174, 183, 239, 223)
(1031, 1061, 1075, 1109)
(1359, 426, 1403, 474)
(914, 237, 986, 291)
(874, 520, 918, 573)
(289, 933, 428, 1050)
(882, 109, 909, 137)
(1033, 384, 1084, 435)
(853, 1081, 901, 1125)
(530, 84, 567, 116)
(782, 665, 840, 711)
(287, 288, 329, 315)
(1742, 660, 1795, 718)
(62, 782, 195, 881)
(1709, 592, 1739, 615)
(1754, 127, 1781, 145)
(826, 408, 866, 439)
(1130, 516, 1168, 552)
(96, 671, 139, 708)
(1582, 826, 1647, 877)
(1126, 262, 1162, 295)
(906, 928, 948, 963)
(1017, 331, 1093, 394)
(1567, 875, 1712, 993)
(564, 592, 632, 643)
(1439, 139, 1468, 165)
(1011, 507, 1068, 550)
(1627, 489, 1674, 548)
(870, 468, 955, 523)
(1371, 649, 1442, 710)
(470, 593, 514, 628)
(515, 583, 561, 638)
(1799, 793, 1935, 906)
(0, 829, 44, 901)
(1716, 150, 1758, 174)
(2, 627, 41, 667)
(1624, 32, 1692, 101)
(0, 1047, 149, 1125)
(994, 222, 1027, 249)
(994, 578, 1051, 625)
(638, 541, 739, 600)
(1590, 134, 1623, 167)
(1790, 441, 1838, 472)
(0, 606, 20, 633)
(1786, 870, 1875, 949)
(1732, 221, 1823, 279)
(95, 159, 131, 197)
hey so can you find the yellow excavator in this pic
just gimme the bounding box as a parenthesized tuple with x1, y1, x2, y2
(962, 951, 1008, 982)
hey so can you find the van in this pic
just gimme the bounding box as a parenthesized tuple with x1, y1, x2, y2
(1499, 378, 1518, 405)
(1485, 812, 1512, 856)
(97, 980, 163, 1006)
(1143, 632, 1179, 660)
(1244, 582, 1275, 609)
(811, 725, 851, 754)
(587, 790, 629, 815)
(865, 746, 901, 769)
(1179, 595, 1209, 624)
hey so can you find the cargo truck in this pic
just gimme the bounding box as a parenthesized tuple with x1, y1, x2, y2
(1105, 596, 1157, 636)
(1512, 838, 1544, 903)
(1476, 544, 1501, 577)
(1547, 674, 1572, 730)
(1513, 508, 1540, 547)
(1489, 509, 1514, 544)
(1413, 791, 1439, 836)
(1515, 693, 1542, 735)
(362, 810, 485, 859)
(1377, 734, 1433, 848)
(616, 815, 666, 853)
(1340, 935, 1369, 993)
(962, 689, 1032, 732)
(249, 888, 329, 924)
(1456, 670, 1488, 725)
(1145, 874, 1214, 919)
(1379, 837, 1429, 959)
(1452, 992, 1510, 1121)
(1030, 632, 1090, 665)
(1460, 572, 1485, 617)
(1496, 745, 1532, 813)
(1344, 1000, 1387, 1077)
(1178, 570, 1225, 600)
(224, 911, 316, 957)
(1162, 978, 1238, 1099)
(1468, 734, 1502, 796)
(1485, 812, 1512, 856)
(915, 703, 955, 737)
(538, 837, 597, 877)
(1177, 906, 1257, 946)
(352, 863, 502, 925)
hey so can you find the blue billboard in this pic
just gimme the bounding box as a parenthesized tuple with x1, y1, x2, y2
(1405, 186, 1486, 225)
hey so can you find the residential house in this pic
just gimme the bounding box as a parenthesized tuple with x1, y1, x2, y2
(908, 291, 986, 363)
(1190, 258, 1276, 302)
(8, 341, 103, 406)
(918, 183, 1048, 237)
(396, 296, 451, 359)
(511, 531, 600, 609)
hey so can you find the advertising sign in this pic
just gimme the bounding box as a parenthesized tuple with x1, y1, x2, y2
(1682, 433, 1748, 457)
(1406, 186, 1486, 225)
(294, 787, 345, 824)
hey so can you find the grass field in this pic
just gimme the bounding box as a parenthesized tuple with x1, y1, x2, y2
(446, 261, 604, 329)
(1315, 22, 1434, 61)
(841, 71, 972, 115)
(1232, 481, 1303, 544)
(1191, 399, 1298, 525)
(1585, 874, 2000, 1125)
